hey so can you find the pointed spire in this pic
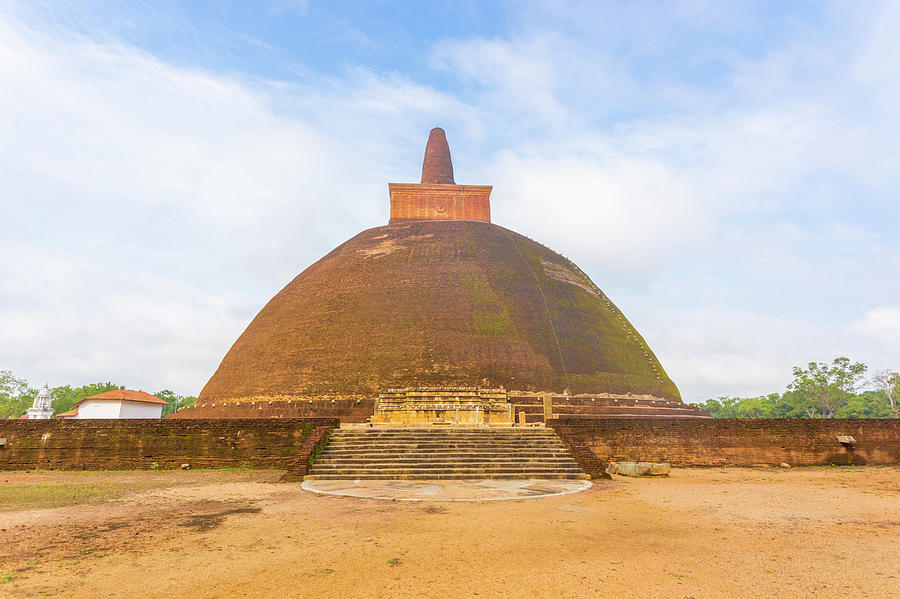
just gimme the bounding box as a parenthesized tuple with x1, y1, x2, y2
(420, 127, 455, 185)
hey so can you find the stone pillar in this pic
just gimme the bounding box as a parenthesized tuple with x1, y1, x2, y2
(542, 394, 552, 421)
(517, 411, 527, 426)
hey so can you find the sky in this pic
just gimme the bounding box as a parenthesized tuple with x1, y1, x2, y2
(1, 0, 899, 403)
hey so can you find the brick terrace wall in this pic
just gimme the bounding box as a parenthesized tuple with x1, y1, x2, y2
(169, 400, 374, 422)
(547, 417, 900, 467)
(174, 396, 708, 422)
(0, 418, 338, 471)
(511, 395, 711, 423)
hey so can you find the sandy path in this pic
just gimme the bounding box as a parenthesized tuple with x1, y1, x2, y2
(1, 467, 898, 598)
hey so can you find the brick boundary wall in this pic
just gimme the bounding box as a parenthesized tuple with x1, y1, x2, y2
(0, 418, 338, 471)
(550, 423, 611, 479)
(546, 417, 900, 467)
(279, 426, 333, 482)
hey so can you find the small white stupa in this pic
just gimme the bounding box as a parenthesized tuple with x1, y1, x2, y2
(26, 384, 55, 420)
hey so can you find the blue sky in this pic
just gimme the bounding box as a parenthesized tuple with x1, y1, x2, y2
(1, 0, 898, 401)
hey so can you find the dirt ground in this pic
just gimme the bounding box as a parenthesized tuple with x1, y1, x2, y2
(1, 467, 898, 598)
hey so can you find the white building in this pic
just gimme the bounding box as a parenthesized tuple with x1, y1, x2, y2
(60, 389, 166, 419)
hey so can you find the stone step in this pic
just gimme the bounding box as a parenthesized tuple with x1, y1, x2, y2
(318, 454, 575, 461)
(322, 447, 571, 452)
(307, 467, 586, 476)
(312, 460, 580, 469)
(329, 434, 562, 438)
(326, 446, 567, 450)
(315, 452, 578, 459)
(333, 428, 554, 437)
(332, 429, 554, 439)
(306, 427, 588, 482)
(329, 433, 558, 438)
(324, 444, 567, 454)
(326, 440, 567, 446)
(316, 455, 576, 464)
(304, 473, 591, 481)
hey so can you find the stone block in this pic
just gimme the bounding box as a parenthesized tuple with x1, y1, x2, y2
(647, 463, 671, 476)
(608, 461, 670, 477)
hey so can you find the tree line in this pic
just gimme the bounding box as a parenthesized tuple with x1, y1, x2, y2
(0, 370, 196, 419)
(698, 358, 899, 419)
(4, 357, 898, 420)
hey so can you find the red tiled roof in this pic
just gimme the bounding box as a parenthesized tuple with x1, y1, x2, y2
(76, 389, 167, 406)
(55, 409, 79, 418)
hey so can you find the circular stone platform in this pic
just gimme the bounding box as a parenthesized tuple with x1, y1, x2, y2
(300, 479, 592, 502)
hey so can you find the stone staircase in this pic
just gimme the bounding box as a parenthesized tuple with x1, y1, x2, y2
(305, 427, 590, 480)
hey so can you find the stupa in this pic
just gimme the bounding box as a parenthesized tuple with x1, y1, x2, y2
(186, 128, 700, 421)
(26, 384, 55, 420)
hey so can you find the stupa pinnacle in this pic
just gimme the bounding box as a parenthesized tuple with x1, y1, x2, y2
(420, 127, 455, 184)
(389, 128, 492, 223)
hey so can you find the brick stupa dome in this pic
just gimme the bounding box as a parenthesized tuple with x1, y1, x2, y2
(197, 129, 682, 407)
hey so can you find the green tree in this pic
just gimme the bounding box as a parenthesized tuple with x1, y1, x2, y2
(871, 370, 899, 417)
(837, 390, 891, 418)
(156, 390, 197, 417)
(787, 357, 868, 418)
(0, 370, 35, 418)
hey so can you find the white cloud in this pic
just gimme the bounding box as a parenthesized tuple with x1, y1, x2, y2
(851, 307, 900, 346)
(1, 2, 899, 402)
(0, 11, 459, 393)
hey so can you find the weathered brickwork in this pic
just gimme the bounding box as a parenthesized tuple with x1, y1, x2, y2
(511, 395, 710, 423)
(175, 394, 708, 422)
(279, 426, 333, 481)
(169, 400, 375, 422)
(199, 220, 682, 406)
(388, 183, 492, 223)
(0, 418, 338, 471)
(551, 423, 611, 479)
(547, 417, 900, 467)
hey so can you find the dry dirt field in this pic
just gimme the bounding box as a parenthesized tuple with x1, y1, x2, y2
(1, 467, 898, 598)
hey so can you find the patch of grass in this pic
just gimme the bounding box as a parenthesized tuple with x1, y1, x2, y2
(0, 483, 123, 511)
(2, 571, 17, 583)
(0, 480, 180, 512)
(798, 464, 866, 470)
(213, 464, 254, 471)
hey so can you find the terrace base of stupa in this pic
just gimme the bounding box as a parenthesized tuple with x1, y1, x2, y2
(371, 387, 513, 426)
